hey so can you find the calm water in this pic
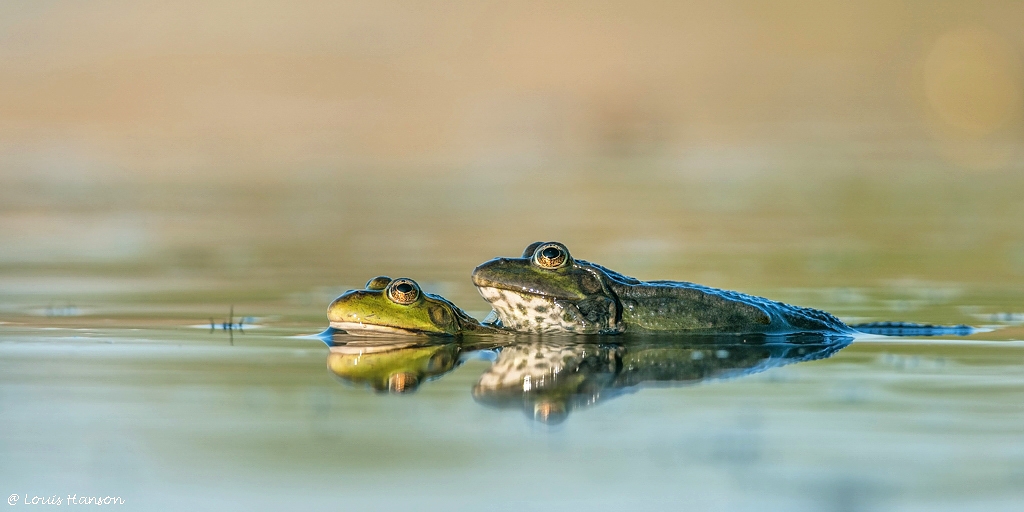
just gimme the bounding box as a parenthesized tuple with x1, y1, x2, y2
(4, 2, 1024, 508)
(2, 171, 1024, 511)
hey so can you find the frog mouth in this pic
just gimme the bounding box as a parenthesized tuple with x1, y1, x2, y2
(476, 286, 558, 313)
(329, 321, 430, 336)
(471, 261, 580, 301)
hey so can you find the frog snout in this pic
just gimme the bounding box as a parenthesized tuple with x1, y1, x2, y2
(471, 257, 509, 286)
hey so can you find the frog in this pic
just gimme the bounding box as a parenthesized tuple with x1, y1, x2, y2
(328, 276, 506, 336)
(327, 340, 461, 393)
(472, 241, 893, 335)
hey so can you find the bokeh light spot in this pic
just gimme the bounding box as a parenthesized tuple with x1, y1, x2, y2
(923, 26, 1024, 137)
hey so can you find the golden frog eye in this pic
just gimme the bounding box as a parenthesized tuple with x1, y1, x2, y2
(533, 243, 569, 269)
(386, 278, 420, 305)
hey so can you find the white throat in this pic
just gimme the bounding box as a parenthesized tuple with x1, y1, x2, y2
(475, 286, 572, 333)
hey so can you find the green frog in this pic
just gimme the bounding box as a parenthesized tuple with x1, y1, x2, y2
(471, 242, 856, 335)
(328, 276, 505, 336)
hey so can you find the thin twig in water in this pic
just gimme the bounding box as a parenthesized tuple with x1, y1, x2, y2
(209, 305, 245, 345)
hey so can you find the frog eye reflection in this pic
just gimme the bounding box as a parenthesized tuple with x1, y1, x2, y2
(533, 244, 569, 269)
(386, 278, 420, 305)
(387, 372, 419, 394)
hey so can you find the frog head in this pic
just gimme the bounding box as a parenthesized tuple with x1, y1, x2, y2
(327, 341, 460, 394)
(471, 242, 623, 334)
(328, 276, 478, 336)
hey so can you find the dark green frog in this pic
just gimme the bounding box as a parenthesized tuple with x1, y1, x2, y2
(472, 241, 855, 335)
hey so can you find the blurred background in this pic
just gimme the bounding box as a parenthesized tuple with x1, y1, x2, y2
(2, 0, 1024, 321)
(4, 4, 1024, 510)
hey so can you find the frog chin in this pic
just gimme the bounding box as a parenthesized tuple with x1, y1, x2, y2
(329, 321, 431, 336)
(475, 286, 578, 333)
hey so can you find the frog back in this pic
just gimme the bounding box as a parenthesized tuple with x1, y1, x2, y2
(585, 261, 851, 334)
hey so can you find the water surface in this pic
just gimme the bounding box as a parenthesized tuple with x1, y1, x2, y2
(2, 172, 1024, 511)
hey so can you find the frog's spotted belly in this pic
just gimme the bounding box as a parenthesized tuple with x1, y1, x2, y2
(476, 286, 571, 333)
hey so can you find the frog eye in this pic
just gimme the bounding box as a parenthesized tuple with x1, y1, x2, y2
(365, 276, 392, 290)
(386, 278, 420, 305)
(533, 243, 569, 269)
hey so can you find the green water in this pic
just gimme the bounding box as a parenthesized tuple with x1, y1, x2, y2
(2, 170, 1024, 511)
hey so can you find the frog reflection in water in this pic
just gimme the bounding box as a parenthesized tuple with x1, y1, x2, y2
(327, 340, 462, 394)
(328, 276, 504, 336)
(472, 242, 972, 336)
(472, 341, 622, 424)
(473, 335, 849, 423)
(324, 332, 848, 420)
